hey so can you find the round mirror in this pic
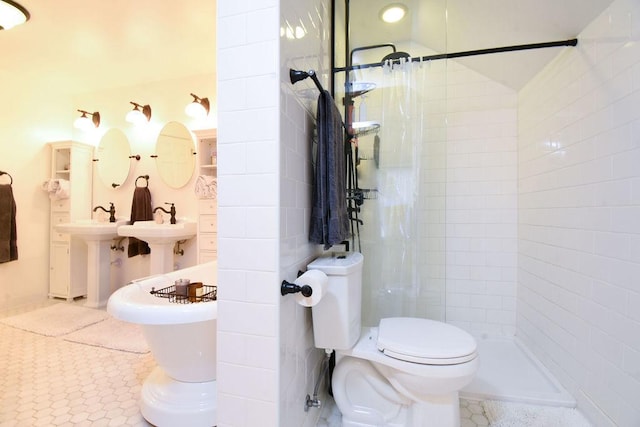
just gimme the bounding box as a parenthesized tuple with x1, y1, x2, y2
(96, 128, 131, 188)
(155, 122, 196, 189)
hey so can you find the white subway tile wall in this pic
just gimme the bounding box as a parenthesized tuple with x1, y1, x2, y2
(518, 0, 640, 425)
(441, 60, 519, 337)
(217, 1, 281, 425)
(217, 0, 328, 426)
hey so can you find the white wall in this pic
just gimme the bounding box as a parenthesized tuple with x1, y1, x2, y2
(443, 61, 519, 337)
(216, 0, 329, 424)
(0, 80, 71, 309)
(518, 0, 640, 425)
(215, 1, 281, 423)
(279, 0, 332, 425)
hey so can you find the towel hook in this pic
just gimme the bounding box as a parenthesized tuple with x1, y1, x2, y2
(135, 175, 149, 188)
(0, 170, 13, 185)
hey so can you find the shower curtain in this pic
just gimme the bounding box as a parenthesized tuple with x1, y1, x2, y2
(356, 58, 428, 326)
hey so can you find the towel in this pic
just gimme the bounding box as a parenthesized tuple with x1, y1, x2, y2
(128, 186, 153, 258)
(0, 184, 18, 263)
(41, 179, 70, 200)
(309, 89, 350, 249)
(194, 175, 217, 199)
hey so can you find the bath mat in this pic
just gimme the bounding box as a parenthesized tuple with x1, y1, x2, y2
(483, 400, 592, 427)
(0, 303, 109, 337)
(63, 316, 149, 354)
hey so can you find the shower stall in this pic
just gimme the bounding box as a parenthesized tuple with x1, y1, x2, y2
(329, 0, 579, 405)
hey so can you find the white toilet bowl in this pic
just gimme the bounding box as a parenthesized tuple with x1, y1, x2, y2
(107, 261, 217, 427)
(332, 321, 478, 427)
(306, 253, 479, 427)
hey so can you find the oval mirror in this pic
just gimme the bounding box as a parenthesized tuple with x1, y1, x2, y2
(96, 128, 131, 188)
(155, 121, 196, 189)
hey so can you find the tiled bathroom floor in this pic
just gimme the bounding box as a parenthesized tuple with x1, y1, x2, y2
(0, 300, 155, 426)
(0, 301, 490, 427)
(318, 394, 489, 427)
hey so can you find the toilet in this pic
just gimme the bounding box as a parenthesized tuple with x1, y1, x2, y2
(307, 252, 478, 427)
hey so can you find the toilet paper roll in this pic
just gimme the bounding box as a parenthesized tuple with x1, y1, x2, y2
(294, 269, 328, 307)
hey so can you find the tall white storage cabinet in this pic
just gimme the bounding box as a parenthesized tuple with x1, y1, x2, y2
(194, 129, 217, 263)
(48, 141, 93, 300)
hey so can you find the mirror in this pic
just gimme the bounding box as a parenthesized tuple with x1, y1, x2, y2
(96, 128, 131, 188)
(155, 121, 196, 189)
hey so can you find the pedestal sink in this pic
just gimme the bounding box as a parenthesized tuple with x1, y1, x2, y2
(56, 219, 129, 308)
(117, 220, 197, 275)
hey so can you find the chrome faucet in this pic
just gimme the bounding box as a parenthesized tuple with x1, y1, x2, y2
(93, 202, 116, 223)
(153, 202, 176, 224)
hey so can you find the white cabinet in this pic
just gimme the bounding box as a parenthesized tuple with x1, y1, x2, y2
(48, 141, 93, 300)
(193, 129, 217, 263)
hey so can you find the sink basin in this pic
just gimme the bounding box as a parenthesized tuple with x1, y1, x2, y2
(117, 219, 197, 275)
(117, 220, 197, 244)
(56, 218, 129, 241)
(55, 218, 129, 309)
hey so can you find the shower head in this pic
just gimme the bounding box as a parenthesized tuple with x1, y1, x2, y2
(381, 51, 411, 62)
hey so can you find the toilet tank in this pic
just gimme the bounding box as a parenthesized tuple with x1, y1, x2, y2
(307, 252, 364, 351)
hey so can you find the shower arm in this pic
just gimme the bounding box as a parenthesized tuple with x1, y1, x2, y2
(289, 69, 325, 93)
(349, 43, 397, 67)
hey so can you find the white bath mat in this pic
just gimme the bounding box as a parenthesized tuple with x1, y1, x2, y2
(0, 303, 109, 337)
(483, 400, 592, 427)
(63, 316, 149, 354)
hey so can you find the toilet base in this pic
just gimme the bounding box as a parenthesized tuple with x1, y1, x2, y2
(141, 367, 217, 427)
(334, 356, 464, 427)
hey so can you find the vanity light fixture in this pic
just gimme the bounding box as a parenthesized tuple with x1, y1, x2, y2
(185, 93, 210, 119)
(0, 0, 30, 30)
(126, 101, 152, 124)
(380, 3, 407, 23)
(73, 109, 101, 130)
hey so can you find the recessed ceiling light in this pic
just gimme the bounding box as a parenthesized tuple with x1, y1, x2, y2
(380, 3, 407, 24)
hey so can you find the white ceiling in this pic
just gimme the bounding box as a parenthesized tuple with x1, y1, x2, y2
(0, 0, 615, 94)
(0, 0, 216, 94)
(349, 0, 616, 90)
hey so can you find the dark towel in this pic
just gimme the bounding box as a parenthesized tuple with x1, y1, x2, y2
(309, 90, 350, 249)
(128, 186, 153, 258)
(0, 184, 18, 263)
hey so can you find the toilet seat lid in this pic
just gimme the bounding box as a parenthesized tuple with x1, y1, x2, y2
(377, 317, 477, 365)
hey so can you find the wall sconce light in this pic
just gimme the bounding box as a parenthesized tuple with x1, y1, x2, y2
(126, 101, 152, 124)
(73, 109, 100, 130)
(185, 93, 210, 119)
(0, 0, 30, 30)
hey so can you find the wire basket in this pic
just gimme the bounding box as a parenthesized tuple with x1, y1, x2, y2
(150, 284, 217, 304)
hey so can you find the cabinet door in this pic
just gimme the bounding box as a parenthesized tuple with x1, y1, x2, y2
(49, 243, 70, 297)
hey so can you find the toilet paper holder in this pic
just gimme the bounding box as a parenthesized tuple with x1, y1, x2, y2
(281, 270, 313, 297)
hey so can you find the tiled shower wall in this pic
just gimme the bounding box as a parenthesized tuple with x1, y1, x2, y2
(517, 0, 640, 425)
(217, 0, 329, 426)
(441, 61, 519, 337)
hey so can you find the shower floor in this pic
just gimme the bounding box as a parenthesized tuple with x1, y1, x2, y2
(460, 336, 575, 407)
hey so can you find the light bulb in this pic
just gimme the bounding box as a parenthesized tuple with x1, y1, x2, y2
(73, 115, 92, 130)
(126, 109, 144, 124)
(185, 101, 207, 119)
(380, 4, 407, 23)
